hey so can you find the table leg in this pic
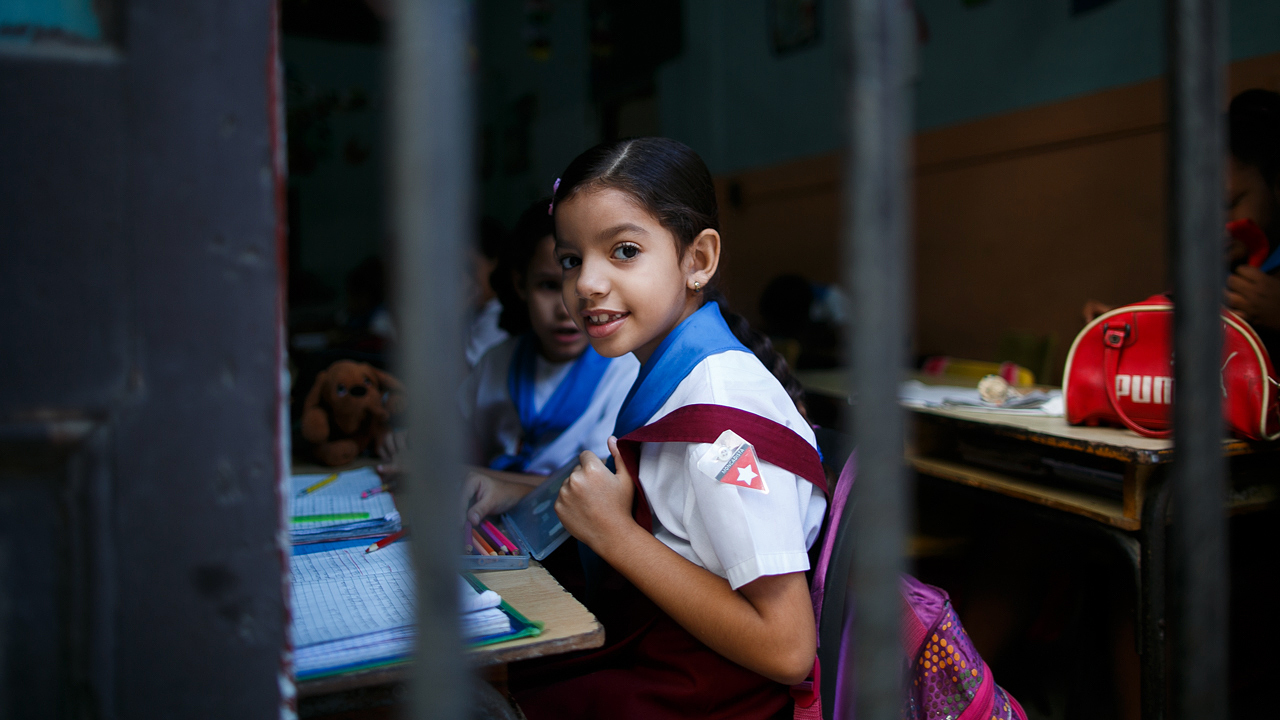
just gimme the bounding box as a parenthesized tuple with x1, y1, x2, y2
(1139, 476, 1171, 720)
(1123, 465, 1154, 523)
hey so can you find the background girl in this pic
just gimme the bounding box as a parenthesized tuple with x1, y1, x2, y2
(506, 138, 828, 720)
(459, 199, 639, 520)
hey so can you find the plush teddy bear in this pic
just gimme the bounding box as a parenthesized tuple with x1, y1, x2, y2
(301, 360, 405, 466)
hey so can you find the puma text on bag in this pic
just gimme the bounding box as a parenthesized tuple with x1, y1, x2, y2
(1063, 295, 1280, 440)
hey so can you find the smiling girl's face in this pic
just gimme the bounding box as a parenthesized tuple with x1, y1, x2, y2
(554, 187, 718, 363)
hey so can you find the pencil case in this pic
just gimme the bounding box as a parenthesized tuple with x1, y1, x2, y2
(460, 462, 575, 571)
(460, 516, 530, 571)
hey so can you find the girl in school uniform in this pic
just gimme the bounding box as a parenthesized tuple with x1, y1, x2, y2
(503, 138, 829, 720)
(460, 199, 639, 522)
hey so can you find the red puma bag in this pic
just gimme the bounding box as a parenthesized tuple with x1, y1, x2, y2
(1062, 295, 1280, 440)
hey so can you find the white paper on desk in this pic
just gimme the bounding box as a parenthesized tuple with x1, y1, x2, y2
(290, 467, 395, 522)
(898, 380, 1065, 417)
(290, 542, 415, 647)
(289, 468, 400, 542)
(459, 576, 502, 613)
(461, 607, 511, 639)
(295, 626, 415, 677)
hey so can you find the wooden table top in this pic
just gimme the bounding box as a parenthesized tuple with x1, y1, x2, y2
(470, 562, 603, 666)
(296, 561, 602, 698)
(797, 369, 1263, 464)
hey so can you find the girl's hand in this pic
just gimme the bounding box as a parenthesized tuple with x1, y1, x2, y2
(462, 470, 534, 526)
(1227, 265, 1280, 330)
(377, 429, 408, 461)
(555, 437, 637, 553)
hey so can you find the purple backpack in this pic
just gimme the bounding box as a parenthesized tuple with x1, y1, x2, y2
(799, 451, 1028, 720)
(900, 575, 1026, 720)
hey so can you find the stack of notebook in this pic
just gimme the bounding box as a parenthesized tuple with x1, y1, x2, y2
(292, 541, 416, 679)
(290, 541, 545, 680)
(289, 467, 401, 544)
(459, 576, 514, 640)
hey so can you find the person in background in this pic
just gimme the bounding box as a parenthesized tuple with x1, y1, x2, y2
(466, 216, 511, 367)
(758, 273, 843, 371)
(1224, 89, 1280, 355)
(459, 199, 640, 521)
(1084, 89, 1280, 359)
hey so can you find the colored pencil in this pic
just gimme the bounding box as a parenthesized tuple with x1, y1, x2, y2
(290, 512, 370, 523)
(464, 522, 473, 554)
(477, 523, 509, 555)
(470, 529, 496, 556)
(296, 473, 339, 498)
(482, 520, 519, 554)
(361, 484, 390, 499)
(365, 529, 407, 554)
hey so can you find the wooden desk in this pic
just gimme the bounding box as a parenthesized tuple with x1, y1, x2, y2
(297, 561, 602, 700)
(796, 369, 1275, 530)
(796, 369, 1279, 720)
(909, 403, 1274, 531)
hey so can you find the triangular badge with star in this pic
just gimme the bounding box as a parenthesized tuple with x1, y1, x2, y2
(697, 429, 769, 494)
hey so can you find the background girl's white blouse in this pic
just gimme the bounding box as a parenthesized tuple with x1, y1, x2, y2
(460, 336, 640, 475)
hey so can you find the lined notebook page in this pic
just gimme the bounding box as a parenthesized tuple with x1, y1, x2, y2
(291, 542, 414, 647)
(290, 467, 396, 526)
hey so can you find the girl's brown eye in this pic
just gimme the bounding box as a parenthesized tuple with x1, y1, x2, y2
(612, 244, 640, 260)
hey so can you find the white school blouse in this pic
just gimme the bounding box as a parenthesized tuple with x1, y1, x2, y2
(460, 336, 640, 475)
(638, 350, 828, 590)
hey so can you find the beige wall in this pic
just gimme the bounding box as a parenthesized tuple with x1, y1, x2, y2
(714, 52, 1280, 383)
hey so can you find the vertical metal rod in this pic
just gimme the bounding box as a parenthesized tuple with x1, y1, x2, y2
(1166, 1, 1228, 719)
(841, 0, 914, 718)
(390, 1, 472, 718)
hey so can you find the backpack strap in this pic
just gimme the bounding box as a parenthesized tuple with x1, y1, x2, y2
(614, 403, 827, 533)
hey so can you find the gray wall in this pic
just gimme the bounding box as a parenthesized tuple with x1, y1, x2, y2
(477, 0, 1280, 222)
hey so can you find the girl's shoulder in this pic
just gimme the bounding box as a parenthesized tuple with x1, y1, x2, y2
(659, 350, 814, 444)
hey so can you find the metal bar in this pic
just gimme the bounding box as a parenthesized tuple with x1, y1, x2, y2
(1165, 1, 1228, 719)
(390, 1, 472, 718)
(840, 0, 915, 718)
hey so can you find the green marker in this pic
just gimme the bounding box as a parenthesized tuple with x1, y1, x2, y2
(291, 512, 371, 523)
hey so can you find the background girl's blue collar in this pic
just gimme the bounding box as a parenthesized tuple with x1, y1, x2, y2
(490, 335, 611, 471)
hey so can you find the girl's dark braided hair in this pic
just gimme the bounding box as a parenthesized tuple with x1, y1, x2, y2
(552, 137, 808, 418)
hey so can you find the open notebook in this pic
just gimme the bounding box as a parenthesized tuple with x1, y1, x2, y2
(289, 467, 400, 543)
(291, 542, 542, 680)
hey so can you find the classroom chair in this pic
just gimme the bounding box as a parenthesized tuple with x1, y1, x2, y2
(809, 428, 1025, 720)
(811, 427, 856, 717)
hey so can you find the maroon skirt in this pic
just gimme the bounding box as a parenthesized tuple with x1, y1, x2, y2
(508, 540, 792, 720)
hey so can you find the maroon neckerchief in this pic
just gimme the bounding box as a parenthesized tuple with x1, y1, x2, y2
(613, 403, 828, 533)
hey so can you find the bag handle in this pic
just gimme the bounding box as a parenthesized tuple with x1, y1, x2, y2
(1102, 323, 1172, 439)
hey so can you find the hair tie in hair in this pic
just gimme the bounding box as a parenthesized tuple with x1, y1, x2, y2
(548, 178, 561, 215)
